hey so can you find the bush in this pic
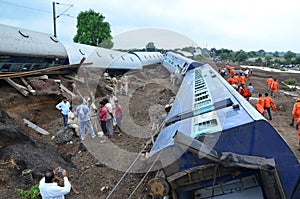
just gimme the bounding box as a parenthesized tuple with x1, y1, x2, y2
(16, 184, 41, 199)
(284, 78, 297, 85)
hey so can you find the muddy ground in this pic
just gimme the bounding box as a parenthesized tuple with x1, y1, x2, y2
(0, 61, 300, 199)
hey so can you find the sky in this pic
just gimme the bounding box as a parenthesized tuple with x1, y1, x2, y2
(0, 0, 300, 52)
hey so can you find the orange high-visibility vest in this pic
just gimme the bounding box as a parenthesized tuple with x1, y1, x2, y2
(233, 75, 239, 85)
(256, 103, 264, 114)
(258, 97, 265, 107)
(240, 75, 246, 85)
(267, 78, 273, 87)
(271, 81, 278, 92)
(292, 102, 300, 119)
(264, 96, 273, 108)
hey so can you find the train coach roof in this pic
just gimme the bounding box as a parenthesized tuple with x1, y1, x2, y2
(165, 64, 263, 123)
(0, 24, 67, 57)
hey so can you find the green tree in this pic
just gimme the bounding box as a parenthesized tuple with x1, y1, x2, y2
(257, 49, 266, 57)
(294, 56, 300, 64)
(265, 55, 272, 66)
(234, 50, 248, 62)
(73, 9, 113, 48)
(273, 51, 280, 57)
(247, 51, 257, 58)
(284, 51, 296, 62)
(146, 42, 156, 51)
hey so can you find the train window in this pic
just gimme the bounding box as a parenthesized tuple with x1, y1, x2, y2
(196, 119, 218, 132)
(50, 35, 58, 42)
(194, 99, 211, 109)
(22, 64, 31, 71)
(18, 30, 29, 38)
(11, 64, 22, 71)
(32, 64, 41, 70)
(96, 52, 101, 58)
(195, 94, 209, 102)
(195, 91, 207, 97)
(110, 54, 114, 59)
(1, 64, 11, 71)
(121, 56, 125, 60)
(79, 49, 85, 55)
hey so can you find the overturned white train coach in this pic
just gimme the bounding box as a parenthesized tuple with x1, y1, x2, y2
(147, 51, 300, 199)
(0, 24, 163, 73)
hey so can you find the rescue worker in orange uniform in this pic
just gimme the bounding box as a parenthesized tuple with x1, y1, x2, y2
(267, 76, 273, 92)
(271, 79, 279, 98)
(233, 74, 239, 85)
(297, 119, 300, 150)
(239, 73, 246, 86)
(264, 93, 274, 120)
(227, 76, 234, 85)
(290, 98, 300, 128)
(243, 86, 251, 101)
(256, 93, 265, 115)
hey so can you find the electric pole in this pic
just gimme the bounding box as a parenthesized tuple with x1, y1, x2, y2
(52, 2, 74, 38)
(53, 2, 57, 37)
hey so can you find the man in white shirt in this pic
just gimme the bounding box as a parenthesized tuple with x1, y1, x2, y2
(56, 97, 70, 127)
(39, 168, 71, 199)
(67, 106, 80, 136)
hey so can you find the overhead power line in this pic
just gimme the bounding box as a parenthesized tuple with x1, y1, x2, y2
(0, 0, 51, 13)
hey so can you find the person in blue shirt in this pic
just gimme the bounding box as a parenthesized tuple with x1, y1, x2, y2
(56, 97, 70, 127)
(249, 83, 254, 96)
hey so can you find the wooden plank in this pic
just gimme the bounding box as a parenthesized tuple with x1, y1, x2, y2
(0, 62, 92, 79)
(59, 83, 76, 97)
(21, 77, 36, 95)
(5, 78, 29, 96)
(23, 118, 50, 135)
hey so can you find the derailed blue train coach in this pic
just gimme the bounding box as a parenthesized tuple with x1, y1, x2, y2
(148, 51, 300, 199)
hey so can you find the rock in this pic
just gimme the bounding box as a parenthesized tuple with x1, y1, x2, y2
(95, 162, 105, 167)
(54, 126, 75, 144)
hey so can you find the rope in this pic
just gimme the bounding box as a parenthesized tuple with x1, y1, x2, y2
(105, 120, 165, 198)
(105, 150, 143, 199)
(127, 150, 162, 199)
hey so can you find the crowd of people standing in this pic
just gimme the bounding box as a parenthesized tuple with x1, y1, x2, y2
(220, 64, 300, 150)
(56, 83, 123, 142)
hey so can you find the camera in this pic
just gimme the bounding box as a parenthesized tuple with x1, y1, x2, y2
(58, 167, 65, 172)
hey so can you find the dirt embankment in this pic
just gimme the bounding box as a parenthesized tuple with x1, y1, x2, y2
(0, 65, 177, 199)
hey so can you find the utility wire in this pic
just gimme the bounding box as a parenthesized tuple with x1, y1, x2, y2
(0, 0, 51, 13)
(0, 0, 75, 18)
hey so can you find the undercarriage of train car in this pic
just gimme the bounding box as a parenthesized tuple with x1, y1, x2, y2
(148, 132, 286, 199)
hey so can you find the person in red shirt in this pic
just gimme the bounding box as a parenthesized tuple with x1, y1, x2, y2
(114, 100, 123, 134)
(99, 100, 108, 137)
(267, 76, 273, 92)
(271, 79, 279, 98)
(290, 98, 300, 128)
(264, 93, 274, 120)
